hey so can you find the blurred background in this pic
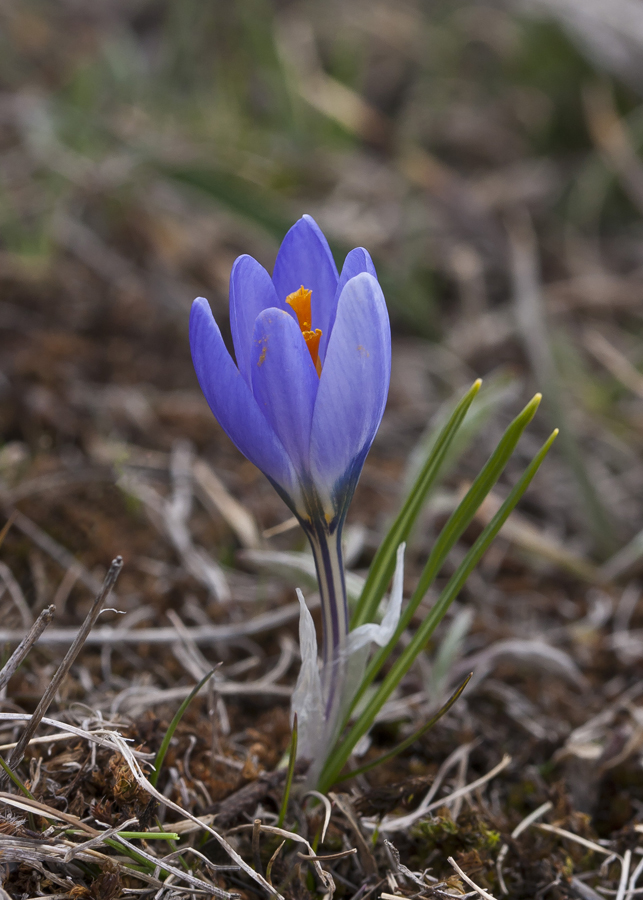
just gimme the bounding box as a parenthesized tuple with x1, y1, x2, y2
(2, 0, 643, 863)
(1, 0, 643, 560)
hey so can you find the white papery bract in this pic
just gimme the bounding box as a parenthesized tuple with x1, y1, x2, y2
(292, 543, 406, 779)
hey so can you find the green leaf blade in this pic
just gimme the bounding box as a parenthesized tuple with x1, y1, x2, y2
(351, 378, 482, 630)
(149, 669, 215, 789)
(350, 392, 543, 715)
(318, 427, 557, 792)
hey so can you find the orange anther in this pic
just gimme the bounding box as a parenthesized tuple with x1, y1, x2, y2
(303, 329, 323, 376)
(286, 285, 312, 332)
(286, 285, 322, 376)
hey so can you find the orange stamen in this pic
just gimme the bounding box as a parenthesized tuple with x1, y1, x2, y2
(286, 284, 322, 375)
(286, 285, 312, 332)
(304, 329, 323, 376)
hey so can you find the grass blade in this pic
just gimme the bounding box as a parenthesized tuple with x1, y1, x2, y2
(335, 673, 472, 782)
(350, 393, 542, 716)
(0, 754, 35, 799)
(318, 428, 558, 791)
(352, 379, 482, 630)
(149, 669, 215, 788)
(277, 714, 298, 828)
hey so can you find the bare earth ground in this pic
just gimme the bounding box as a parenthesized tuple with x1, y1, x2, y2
(1, 2, 643, 898)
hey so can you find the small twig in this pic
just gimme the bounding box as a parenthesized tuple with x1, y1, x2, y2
(266, 840, 286, 887)
(448, 856, 498, 900)
(252, 818, 263, 875)
(0, 597, 317, 646)
(227, 821, 336, 896)
(303, 790, 332, 843)
(4, 557, 122, 776)
(0, 605, 54, 691)
(297, 849, 357, 862)
(533, 823, 616, 858)
(0, 791, 98, 835)
(617, 850, 633, 900)
(0, 714, 151, 759)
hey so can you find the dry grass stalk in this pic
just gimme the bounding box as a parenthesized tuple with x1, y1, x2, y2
(4, 556, 122, 776)
(0, 604, 54, 691)
(448, 856, 498, 900)
(0, 596, 317, 646)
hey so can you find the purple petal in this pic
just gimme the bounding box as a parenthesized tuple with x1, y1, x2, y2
(337, 247, 377, 295)
(272, 215, 339, 362)
(190, 298, 300, 503)
(229, 255, 281, 387)
(310, 273, 391, 516)
(251, 307, 319, 478)
(326, 247, 378, 353)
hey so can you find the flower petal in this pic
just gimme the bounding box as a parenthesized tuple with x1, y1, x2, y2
(337, 247, 378, 295)
(190, 298, 299, 503)
(229, 255, 281, 386)
(326, 247, 378, 355)
(310, 272, 391, 516)
(251, 307, 319, 478)
(272, 215, 339, 361)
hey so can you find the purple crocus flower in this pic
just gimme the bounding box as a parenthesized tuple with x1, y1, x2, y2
(190, 214, 391, 736)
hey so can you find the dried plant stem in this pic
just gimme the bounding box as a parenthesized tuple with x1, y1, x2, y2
(0, 596, 315, 646)
(448, 856, 498, 900)
(3, 557, 122, 777)
(0, 605, 54, 691)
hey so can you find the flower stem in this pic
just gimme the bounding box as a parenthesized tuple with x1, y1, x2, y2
(304, 522, 349, 716)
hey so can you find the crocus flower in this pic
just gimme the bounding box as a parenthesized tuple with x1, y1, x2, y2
(190, 214, 391, 756)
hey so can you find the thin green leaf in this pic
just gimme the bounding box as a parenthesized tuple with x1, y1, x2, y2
(350, 392, 542, 716)
(335, 673, 472, 783)
(351, 379, 482, 630)
(149, 669, 215, 788)
(0, 754, 35, 799)
(319, 428, 557, 791)
(277, 713, 298, 828)
(102, 838, 158, 872)
(154, 816, 190, 872)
